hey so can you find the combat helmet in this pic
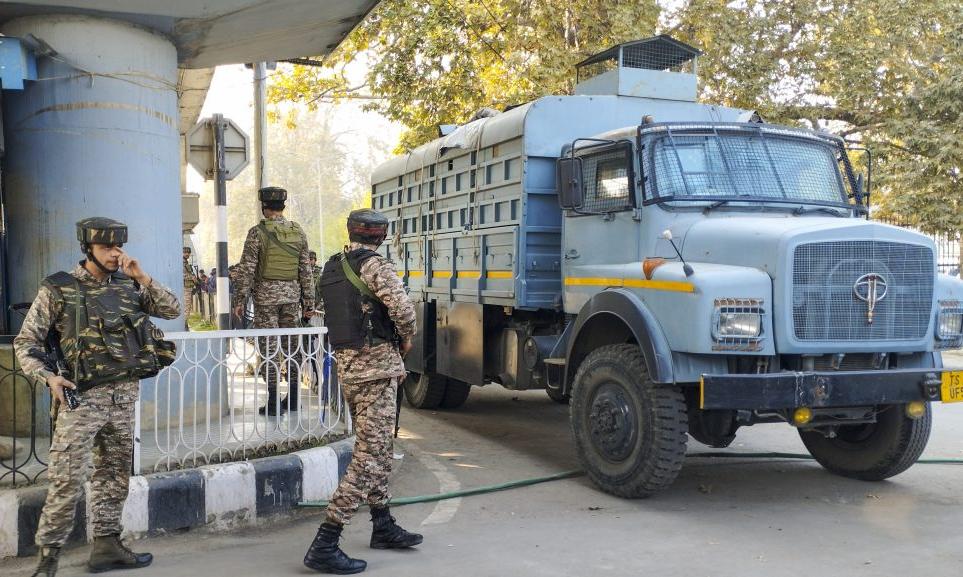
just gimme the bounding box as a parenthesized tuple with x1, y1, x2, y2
(77, 217, 127, 247)
(258, 186, 287, 202)
(347, 209, 388, 245)
(77, 217, 127, 273)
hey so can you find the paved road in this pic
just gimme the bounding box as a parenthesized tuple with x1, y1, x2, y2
(7, 352, 963, 576)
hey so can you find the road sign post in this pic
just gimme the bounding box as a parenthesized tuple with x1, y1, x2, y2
(187, 115, 250, 329)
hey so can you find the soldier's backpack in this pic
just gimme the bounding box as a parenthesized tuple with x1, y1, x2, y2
(42, 271, 176, 391)
(256, 219, 305, 281)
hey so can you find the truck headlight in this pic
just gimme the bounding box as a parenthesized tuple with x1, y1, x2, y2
(937, 301, 963, 341)
(716, 312, 762, 337)
(712, 299, 764, 350)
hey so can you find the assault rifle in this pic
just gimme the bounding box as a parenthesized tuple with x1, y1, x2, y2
(45, 328, 80, 411)
(9, 302, 79, 411)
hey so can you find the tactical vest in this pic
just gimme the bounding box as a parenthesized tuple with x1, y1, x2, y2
(256, 219, 304, 281)
(42, 271, 176, 391)
(319, 249, 396, 350)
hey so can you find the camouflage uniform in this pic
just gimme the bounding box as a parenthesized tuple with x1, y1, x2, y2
(232, 215, 314, 409)
(183, 256, 196, 316)
(324, 241, 416, 526)
(14, 264, 181, 548)
(312, 264, 323, 312)
(305, 261, 325, 389)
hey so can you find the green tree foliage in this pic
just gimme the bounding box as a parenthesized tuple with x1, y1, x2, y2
(269, 0, 659, 150)
(271, 0, 962, 233)
(669, 0, 962, 234)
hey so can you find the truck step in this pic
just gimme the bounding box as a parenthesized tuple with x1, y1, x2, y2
(544, 358, 567, 366)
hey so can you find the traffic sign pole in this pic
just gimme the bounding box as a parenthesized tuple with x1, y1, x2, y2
(213, 114, 231, 330)
(186, 114, 249, 330)
(187, 115, 250, 180)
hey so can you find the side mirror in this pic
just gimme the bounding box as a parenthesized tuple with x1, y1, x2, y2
(557, 157, 583, 210)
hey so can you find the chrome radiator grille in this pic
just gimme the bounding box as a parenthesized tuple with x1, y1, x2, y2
(792, 241, 934, 341)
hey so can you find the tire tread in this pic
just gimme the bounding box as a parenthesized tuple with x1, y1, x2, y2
(570, 344, 688, 498)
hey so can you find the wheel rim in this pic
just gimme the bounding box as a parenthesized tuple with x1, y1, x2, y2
(587, 381, 638, 462)
(834, 423, 878, 445)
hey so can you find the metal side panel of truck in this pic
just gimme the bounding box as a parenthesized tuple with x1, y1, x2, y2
(369, 35, 963, 498)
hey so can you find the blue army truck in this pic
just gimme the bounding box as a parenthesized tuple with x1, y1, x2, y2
(369, 36, 963, 497)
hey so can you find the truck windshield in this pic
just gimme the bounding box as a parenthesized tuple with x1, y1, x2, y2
(642, 124, 850, 207)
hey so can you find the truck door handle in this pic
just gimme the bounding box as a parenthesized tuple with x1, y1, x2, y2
(564, 250, 580, 260)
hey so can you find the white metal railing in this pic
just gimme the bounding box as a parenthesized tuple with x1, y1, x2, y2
(135, 325, 349, 474)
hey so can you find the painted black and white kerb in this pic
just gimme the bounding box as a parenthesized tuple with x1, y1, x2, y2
(0, 438, 353, 558)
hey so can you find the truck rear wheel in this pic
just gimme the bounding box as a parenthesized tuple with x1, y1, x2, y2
(798, 403, 932, 481)
(440, 378, 471, 409)
(570, 344, 688, 498)
(403, 372, 447, 409)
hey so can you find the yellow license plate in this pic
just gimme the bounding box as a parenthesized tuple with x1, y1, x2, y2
(941, 371, 963, 403)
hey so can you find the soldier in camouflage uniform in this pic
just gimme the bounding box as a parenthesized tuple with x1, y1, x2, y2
(14, 217, 181, 577)
(306, 250, 325, 389)
(309, 250, 323, 312)
(304, 209, 421, 575)
(183, 246, 197, 318)
(232, 186, 314, 415)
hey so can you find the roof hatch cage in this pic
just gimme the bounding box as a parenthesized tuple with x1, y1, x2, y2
(575, 35, 700, 84)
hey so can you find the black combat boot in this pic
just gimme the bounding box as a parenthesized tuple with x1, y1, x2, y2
(304, 522, 367, 574)
(282, 394, 298, 413)
(87, 534, 153, 573)
(258, 392, 287, 415)
(370, 507, 423, 549)
(31, 546, 60, 577)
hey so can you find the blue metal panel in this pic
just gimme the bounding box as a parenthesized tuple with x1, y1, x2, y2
(0, 37, 37, 90)
(519, 156, 562, 309)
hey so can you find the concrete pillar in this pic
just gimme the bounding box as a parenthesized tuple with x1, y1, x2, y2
(0, 16, 226, 435)
(1, 15, 181, 332)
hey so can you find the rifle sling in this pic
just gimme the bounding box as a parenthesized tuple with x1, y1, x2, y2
(340, 254, 379, 302)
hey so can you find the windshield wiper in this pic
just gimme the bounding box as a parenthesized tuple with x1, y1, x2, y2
(703, 197, 751, 213)
(705, 199, 732, 210)
(701, 200, 848, 216)
(792, 206, 846, 217)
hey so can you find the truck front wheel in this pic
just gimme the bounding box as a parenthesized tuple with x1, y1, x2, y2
(798, 403, 932, 481)
(570, 344, 688, 498)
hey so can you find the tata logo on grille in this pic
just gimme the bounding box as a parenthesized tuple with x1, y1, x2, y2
(853, 273, 888, 324)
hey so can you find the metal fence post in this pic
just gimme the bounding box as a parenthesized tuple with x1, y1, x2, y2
(133, 398, 142, 475)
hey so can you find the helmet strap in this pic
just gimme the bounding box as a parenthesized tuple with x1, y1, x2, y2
(83, 245, 116, 275)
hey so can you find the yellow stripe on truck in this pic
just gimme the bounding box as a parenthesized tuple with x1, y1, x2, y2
(563, 277, 695, 293)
